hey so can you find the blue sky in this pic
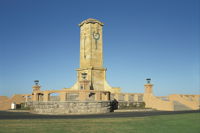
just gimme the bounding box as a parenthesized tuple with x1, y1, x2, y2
(0, 0, 199, 97)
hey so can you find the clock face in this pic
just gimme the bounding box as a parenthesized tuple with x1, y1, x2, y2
(93, 32, 100, 40)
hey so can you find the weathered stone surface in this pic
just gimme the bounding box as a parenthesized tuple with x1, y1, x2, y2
(28, 101, 111, 114)
(117, 101, 146, 110)
(70, 18, 121, 93)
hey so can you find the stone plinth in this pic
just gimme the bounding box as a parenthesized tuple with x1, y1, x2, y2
(29, 101, 111, 114)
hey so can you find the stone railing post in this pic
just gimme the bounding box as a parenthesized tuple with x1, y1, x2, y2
(24, 96, 28, 107)
(43, 92, 49, 102)
(124, 94, 129, 102)
(32, 93, 38, 101)
(79, 91, 87, 101)
(114, 93, 119, 101)
(144, 84, 153, 94)
(38, 94, 43, 101)
(102, 92, 110, 101)
(134, 94, 138, 102)
(102, 92, 107, 101)
(107, 92, 110, 100)
(95, 91, 101, 101)
(60, 92, 66, 101)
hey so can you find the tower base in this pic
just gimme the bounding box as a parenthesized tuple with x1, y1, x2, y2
(29, 101, 111, 114)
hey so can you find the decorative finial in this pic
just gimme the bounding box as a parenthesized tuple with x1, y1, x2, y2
(146, 78, 151, 84)
(34, 80, 39, 85)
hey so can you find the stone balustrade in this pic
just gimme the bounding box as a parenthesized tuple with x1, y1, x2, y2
(31, 90, 110, 102)
(112, 93, 144, 102)
(27, 90, 111, 114)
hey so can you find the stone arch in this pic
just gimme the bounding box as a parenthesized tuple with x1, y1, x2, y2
(49, 92, 60, 101)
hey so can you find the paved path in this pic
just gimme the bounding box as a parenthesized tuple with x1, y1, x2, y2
(0, 110, 199, 120)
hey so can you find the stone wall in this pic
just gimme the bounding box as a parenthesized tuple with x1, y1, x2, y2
(28, 101, 111, 114)
(117, 101, 146, 110)
(0, 95, 25, 110)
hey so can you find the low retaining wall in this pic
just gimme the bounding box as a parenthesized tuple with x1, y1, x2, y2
(144, 94, 174, 111)
(117, 101, 146, 110)
(28, 101, 111, 114)
(169, 94, 199, 110)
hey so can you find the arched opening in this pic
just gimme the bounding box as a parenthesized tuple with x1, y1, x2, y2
(49, 93, 60, 101)
(118, 94, 124, 101)
(129, 95, 134, 102)
(138, 95, 144, 102)
(38, 93, 44, 101)
(66, 93, 79, 101)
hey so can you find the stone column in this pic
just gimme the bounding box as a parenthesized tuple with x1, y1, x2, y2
(101, 92, 106, 101)
(144, 84, 153, 94)
(107, 92, 110, 100)
(114, 93, 119, 101)
(134, 94, 138, 102)
(124, 94, 129, 102)
(101, 92, 110, 101)
(32, 93, 38, 101)
(95, 91, 101, 101)
(60, 92, 66, 101)
(24, 96, 28, 107)
(38, 94, 43, 101)
(79, 91, 87, 101)
(43, 92, 49, 102)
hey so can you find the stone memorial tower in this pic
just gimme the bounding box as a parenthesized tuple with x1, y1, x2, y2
(71, 18, 120, 93)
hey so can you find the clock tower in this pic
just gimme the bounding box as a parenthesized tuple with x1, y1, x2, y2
(71, 18, 120, 93)
(79, 18, 103, 68)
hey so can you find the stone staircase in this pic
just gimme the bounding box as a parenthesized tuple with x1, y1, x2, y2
(173, 101, 192, 111)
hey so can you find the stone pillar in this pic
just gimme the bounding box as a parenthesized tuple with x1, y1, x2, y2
(107, 92, 110, 100)
(101, 92, 106, 101)
(38, 94, 43, 101)
(95, 91, 101, 101)
(102, 92, 110, 101)
(144, 84, 153, 94)
(32, 93, 38, 101)
(24, 96, 28, 107)
(60, 92, 66, 101)
(134, 95, 138, 102)
(114, 93, 119, 101)
(124, 94, 129, 101)
(79, 91, 87, 101)
(43, 92, 49, 102)
(144, 83, 154, 108)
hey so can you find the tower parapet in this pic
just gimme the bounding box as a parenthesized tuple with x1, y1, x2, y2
(79, 18, 104, 27)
